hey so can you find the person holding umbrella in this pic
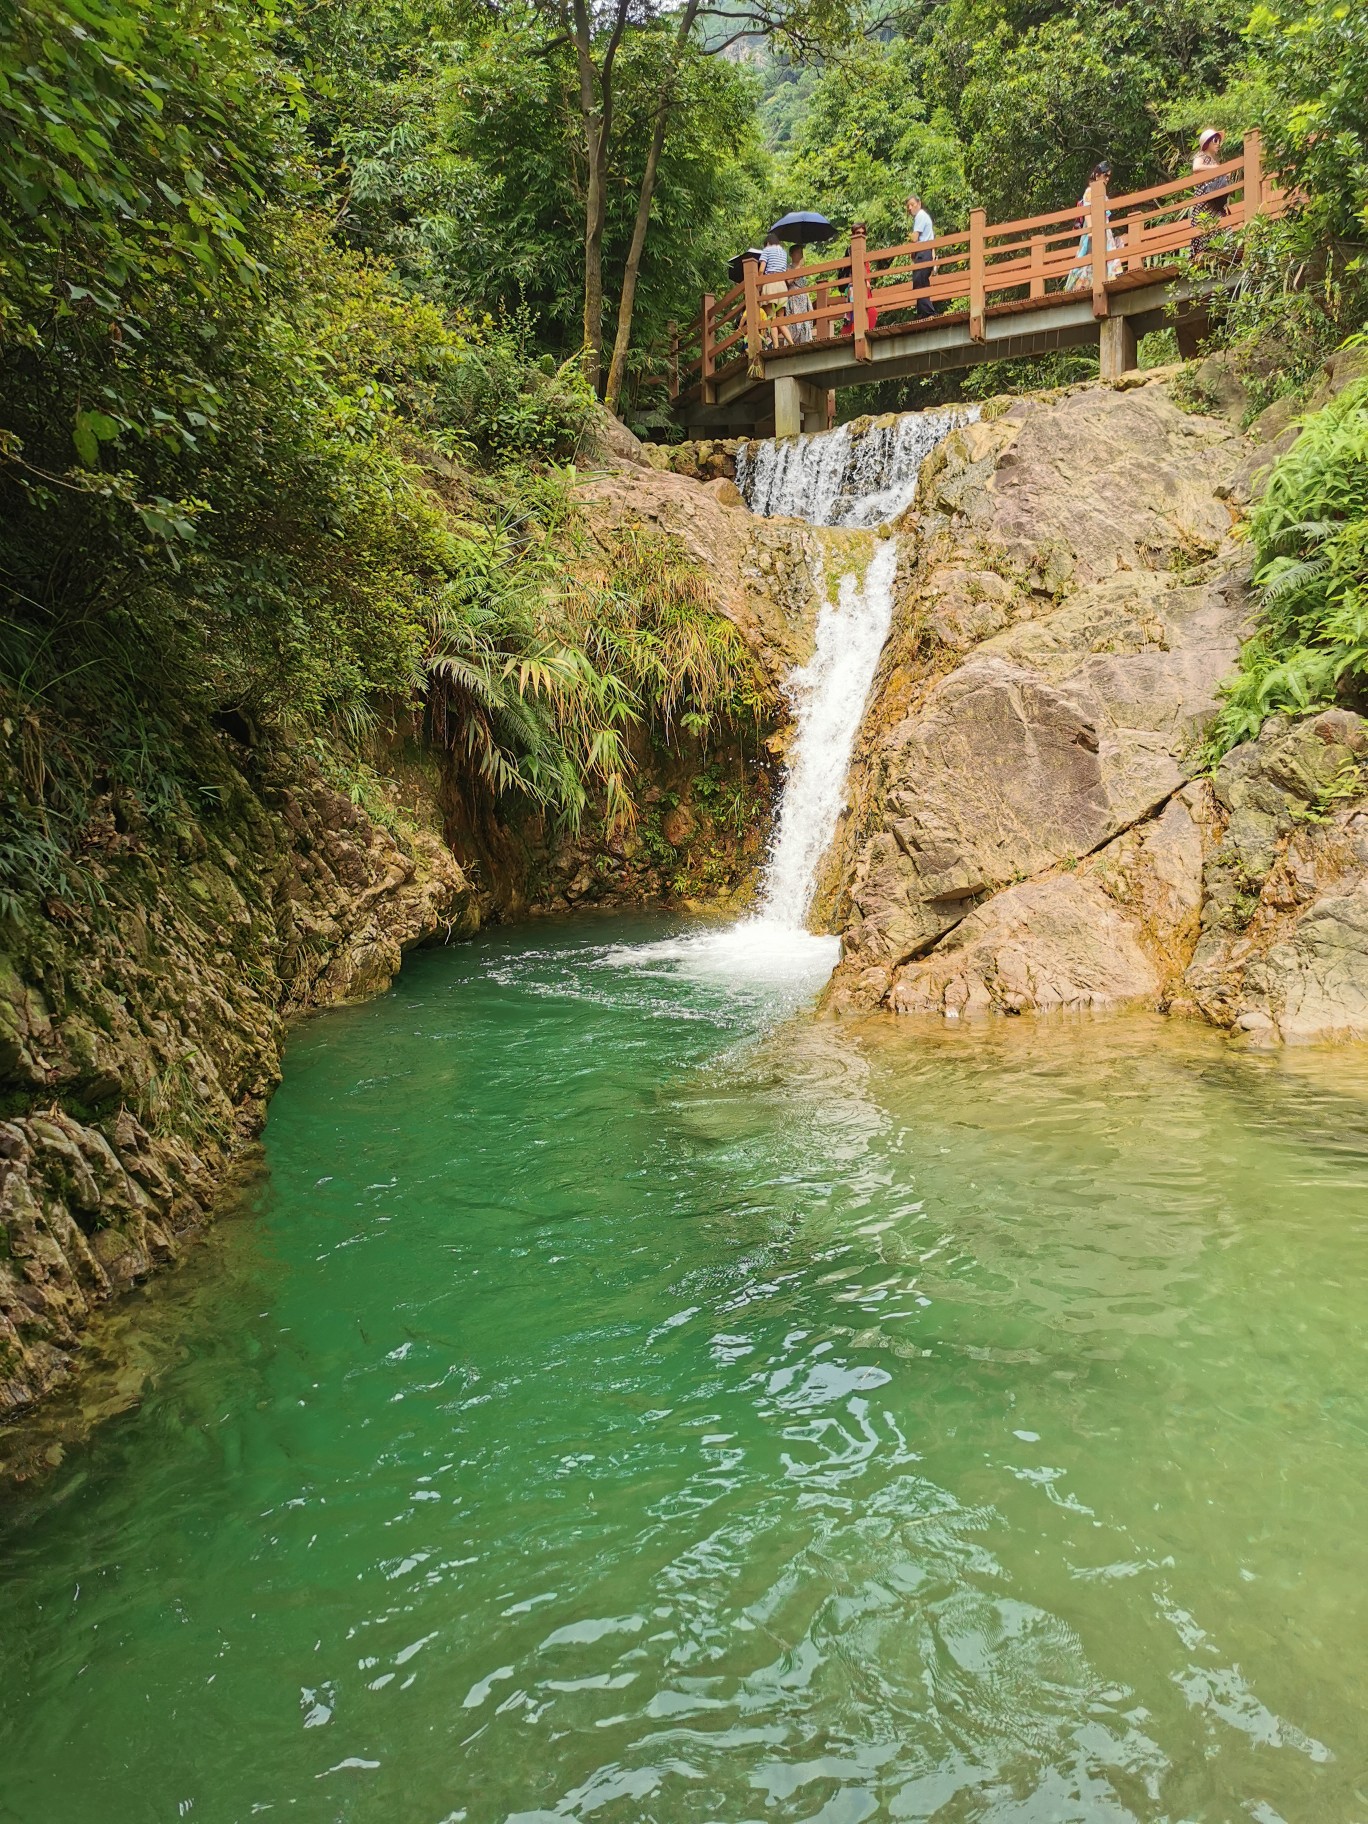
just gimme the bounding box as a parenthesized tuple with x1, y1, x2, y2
(770, 212, 837, 345)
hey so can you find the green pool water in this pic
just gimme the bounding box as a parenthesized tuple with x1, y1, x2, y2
(4, 915, 1368, 1824)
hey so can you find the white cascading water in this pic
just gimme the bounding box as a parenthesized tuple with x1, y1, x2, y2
(753, 538, 900, 930)
(736, 407, 975, 529)
(609, 407, 971, 991)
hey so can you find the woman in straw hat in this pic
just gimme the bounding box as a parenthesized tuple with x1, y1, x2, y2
(1190, 127, 1231, 259)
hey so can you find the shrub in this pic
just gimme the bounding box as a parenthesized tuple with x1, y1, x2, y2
(1204, 367, 1368, 757)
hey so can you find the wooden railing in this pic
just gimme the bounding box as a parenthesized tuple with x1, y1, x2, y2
(669, 134, 1287, 403)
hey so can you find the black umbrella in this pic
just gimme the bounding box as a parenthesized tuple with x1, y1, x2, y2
(727, 248, 766, 284)
(769, 210, 837, 243)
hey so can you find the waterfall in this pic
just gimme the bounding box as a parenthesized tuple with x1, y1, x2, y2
(741, 407, 974, 936)
(754, 540, 899, 927)
(610, 407, 967, 987)
(737, 407, 975, 529)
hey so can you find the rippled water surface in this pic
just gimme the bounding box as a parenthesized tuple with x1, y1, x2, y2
(4, 916, 1368, 1824)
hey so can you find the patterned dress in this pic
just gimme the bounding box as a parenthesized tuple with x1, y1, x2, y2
(1190, 156, 1232, 258)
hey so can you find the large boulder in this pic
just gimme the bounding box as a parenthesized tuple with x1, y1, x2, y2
(1181, 711, 1368, 1043)
(838, 412, 1251, 987)
(844, 652, 1187, 964)
(889, 874, 1160, 1017)
(830, 375, 1256, 1017)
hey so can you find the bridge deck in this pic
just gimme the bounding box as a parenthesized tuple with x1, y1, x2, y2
(670, 139, 1286, 436)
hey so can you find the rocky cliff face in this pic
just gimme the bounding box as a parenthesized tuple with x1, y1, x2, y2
(0, 741, 478, 1426)
(828, 369, 1368, 1042)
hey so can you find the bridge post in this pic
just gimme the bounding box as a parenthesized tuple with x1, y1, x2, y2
(774, 375, 802, 440)
(1090, 177, 1110, 319)
(1099, 313, 1137, 381)
(701, 293, 716, 405)
(1029, 235, 1044, 300)
(969, 209, 986, 342)
(815, 278, 831, 341)
(743, 256, 764, 379)
(1245, 128, 1263, 218)
(850, 225, 871, 362)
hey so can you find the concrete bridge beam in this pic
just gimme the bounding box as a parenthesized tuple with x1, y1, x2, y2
(774, 376, 833, 439)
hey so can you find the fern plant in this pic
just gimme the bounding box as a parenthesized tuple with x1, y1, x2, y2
(423, 507, 773, 836)
(424, 511, 637, 832)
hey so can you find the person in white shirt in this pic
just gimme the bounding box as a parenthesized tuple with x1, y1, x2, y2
(757, 231, 791, 345)
(907, 195, 936, 318)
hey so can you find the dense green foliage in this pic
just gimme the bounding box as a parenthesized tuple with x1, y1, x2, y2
(1168, 0, 1368, 752)
(753, 0, 1241, 252)
(439, 23, 762, 377)
(929, 0, 1240, 215)
(0, 0, 774, 931)
(775, 42, 969, 248)
(274, 0, 767, 385)
(1205, 372, 1368, 757)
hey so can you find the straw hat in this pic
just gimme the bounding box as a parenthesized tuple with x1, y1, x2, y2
(1197, 126, 1223, 147)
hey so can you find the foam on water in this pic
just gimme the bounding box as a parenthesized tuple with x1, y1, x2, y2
(602, 919, 839, 997)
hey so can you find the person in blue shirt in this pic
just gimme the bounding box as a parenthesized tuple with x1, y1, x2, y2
(907, 195, 937, 318)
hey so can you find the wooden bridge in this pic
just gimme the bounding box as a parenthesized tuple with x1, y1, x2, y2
(670, 134, 1288, 437)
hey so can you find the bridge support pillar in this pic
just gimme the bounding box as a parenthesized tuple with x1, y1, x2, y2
(774, 375, 802, 439)
(797, 380, 828, 432)
(1099, 314, 1137, 381)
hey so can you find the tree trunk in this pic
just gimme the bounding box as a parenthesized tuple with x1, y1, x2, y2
(603, 0, 700, 416)
(582, 145, 606, 388)
(570, 0, 631, 393)
(571, 0, 606, 387)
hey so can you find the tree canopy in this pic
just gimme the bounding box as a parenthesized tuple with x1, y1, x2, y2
(0, 0, 1362, 876)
